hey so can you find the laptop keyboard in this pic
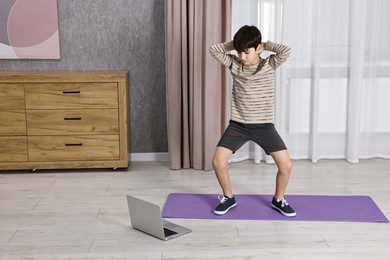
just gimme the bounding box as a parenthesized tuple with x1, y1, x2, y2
(164, 228, 178, 237)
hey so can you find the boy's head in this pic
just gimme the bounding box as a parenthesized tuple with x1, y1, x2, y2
(233, 25, 262, 53)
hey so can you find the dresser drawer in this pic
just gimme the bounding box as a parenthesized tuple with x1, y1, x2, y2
(0, 84, 25, 110)
(25, 83, 118, 109)
(0, 110, 26, 135)
(0, 137, 28, 162)
(28, 135, 119, 161)
(0, 71, 128, 170)
(27, 109, 119, 135)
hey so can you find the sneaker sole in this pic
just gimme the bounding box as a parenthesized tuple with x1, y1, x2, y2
(271, 204, 297, 217)
(213, 203, 237, 215)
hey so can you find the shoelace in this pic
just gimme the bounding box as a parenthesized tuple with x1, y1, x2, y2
(277, 197, 289, 207)
(218, 195, 228, 204)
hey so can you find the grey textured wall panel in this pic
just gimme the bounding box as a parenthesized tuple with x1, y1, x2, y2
(0, 0, 167, 153)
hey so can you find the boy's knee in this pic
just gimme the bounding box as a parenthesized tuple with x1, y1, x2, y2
(212, 156, 228, 171)
(279, 161, 292, 175)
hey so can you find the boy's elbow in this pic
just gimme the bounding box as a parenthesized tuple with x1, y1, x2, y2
(209, 45, 218, 57)
(281, 47, 291, 61)
(286, 47, 292, 57)
(283, 45, 291, 56)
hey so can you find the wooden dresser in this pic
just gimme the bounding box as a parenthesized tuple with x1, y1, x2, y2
(0, 71, 129, 171)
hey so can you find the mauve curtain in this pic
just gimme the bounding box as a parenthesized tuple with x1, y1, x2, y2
(166, 0, 232, 170)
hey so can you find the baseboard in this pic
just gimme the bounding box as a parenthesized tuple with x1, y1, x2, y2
(129, 152, 169, 161)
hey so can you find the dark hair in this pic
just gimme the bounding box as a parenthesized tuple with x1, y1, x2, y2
(233, 25, 262, 52)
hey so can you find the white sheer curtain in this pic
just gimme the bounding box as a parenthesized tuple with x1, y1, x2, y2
(230, 0, 390, 164)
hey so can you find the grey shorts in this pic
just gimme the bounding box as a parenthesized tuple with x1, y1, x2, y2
(217, 120, 287, 155)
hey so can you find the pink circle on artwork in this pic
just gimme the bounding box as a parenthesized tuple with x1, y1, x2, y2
(8, 0, 58, 47)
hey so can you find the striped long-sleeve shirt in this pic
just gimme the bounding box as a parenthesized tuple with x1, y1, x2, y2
(209, 40, 291, 124)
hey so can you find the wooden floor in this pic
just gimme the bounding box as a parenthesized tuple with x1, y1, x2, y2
(0, 159, 390, 259)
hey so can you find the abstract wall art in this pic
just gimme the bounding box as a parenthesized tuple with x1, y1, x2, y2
(0, 0, 60, 59)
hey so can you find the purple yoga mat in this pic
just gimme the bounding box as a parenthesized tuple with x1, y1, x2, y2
(162, 193, 389, 223)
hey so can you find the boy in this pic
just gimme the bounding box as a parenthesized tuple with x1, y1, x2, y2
(209, 25, 296, 217)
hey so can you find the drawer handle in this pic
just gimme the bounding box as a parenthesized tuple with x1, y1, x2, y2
(65, 143, 83, 146)
(62, 91, 80, 94)
(64, 117, 82, 120)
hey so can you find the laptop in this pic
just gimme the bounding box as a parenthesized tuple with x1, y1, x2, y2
(126, 195, 192, 241)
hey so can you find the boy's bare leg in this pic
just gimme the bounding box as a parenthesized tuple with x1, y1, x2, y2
(269, 149, 293, 199)
(212, 147, 234, 198)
